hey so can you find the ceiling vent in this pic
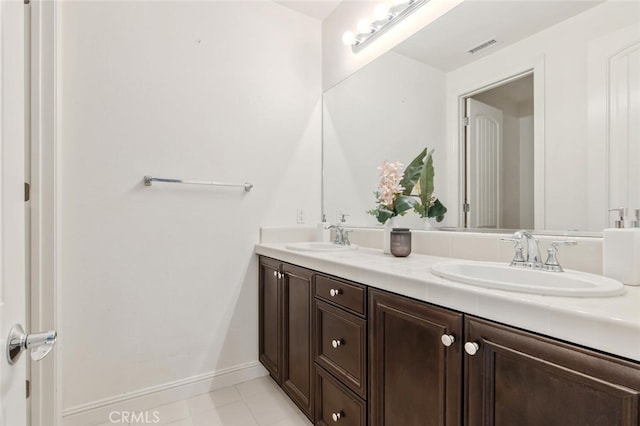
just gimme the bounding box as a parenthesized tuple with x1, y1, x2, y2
(468, 39, 497, 54)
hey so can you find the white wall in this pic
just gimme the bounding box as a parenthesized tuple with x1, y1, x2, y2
(59, 1, 321, 421)
(322, 0, 462, 90)
(446, 1, 640, 231)
(519, 110, 534, 228)
(323, 51, 446, 228)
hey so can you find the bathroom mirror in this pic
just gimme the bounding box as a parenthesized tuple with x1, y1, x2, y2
(322, 0, 640, 233)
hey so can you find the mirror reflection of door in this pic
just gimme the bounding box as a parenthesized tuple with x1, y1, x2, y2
(464, 73, 535, 230)
(466, 98, 503, 228)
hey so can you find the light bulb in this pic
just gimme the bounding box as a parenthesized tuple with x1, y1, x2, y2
(374, 3, 390, 21)
(341, 31, 356, 46)
(357, 18, 372, 34)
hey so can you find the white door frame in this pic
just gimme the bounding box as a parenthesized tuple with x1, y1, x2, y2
(446, 56, 545, 230)
(1, 0, 28, 423)
(28, 0, 60, 424)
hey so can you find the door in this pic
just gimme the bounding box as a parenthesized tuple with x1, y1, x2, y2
(464, 316, 640, 426)
(465, 98, 503, 229)
(281, 263, 313, 418)
(369, 289, 463, 426)
(258, 257, 282, 383)
(1, 0, 28, 423)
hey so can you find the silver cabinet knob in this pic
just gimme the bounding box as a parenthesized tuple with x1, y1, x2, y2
(332, 412, 342, 422)
(277, 272, 283, 279)
(331, 339, 343, 349)
(464, 341, 480, 356)
(273, 270, 277, 277)
(329, 288, 341, 297)
(441, 334, 456, 347)
(7, 324, 57, 364)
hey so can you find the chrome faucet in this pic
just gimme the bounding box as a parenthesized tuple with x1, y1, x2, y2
(501, 230, 577, 272)
(513, 230, 542, 266)
(328, 224, 351, 246)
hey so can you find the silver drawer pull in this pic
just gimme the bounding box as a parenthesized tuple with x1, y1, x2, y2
(332, 412, 342, 422)
(329, 288, 341, 297)
(331, 339, 343, 349)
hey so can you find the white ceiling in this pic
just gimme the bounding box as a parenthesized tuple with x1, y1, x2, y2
(273, 0, 604, 70)
(273, 0, 341, 20)
(394, 0, 603, 71)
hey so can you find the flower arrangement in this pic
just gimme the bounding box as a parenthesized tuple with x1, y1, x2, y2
(368, 148, 447, 224)
(367, 161, 416, 224)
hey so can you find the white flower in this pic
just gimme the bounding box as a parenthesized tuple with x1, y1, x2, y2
(376, 160, 404, 208)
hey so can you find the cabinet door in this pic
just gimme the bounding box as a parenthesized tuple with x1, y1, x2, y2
(258, 257, 282, 384)
(369, 289, 463, 426)
(282, 263, 314, 418)
(465, 316, 640, 426)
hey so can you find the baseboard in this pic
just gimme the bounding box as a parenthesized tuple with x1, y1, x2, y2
(61, 361, 268, 426)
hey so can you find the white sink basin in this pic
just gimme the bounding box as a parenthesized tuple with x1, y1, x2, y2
(430, 261, 624, 297)
(285, 242, 358, 252)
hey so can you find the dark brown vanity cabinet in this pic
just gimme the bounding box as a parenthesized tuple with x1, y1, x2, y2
(464, 316, 640, 426)
(258, 257, 314, 419)
(259, 256, 640, 426)
(314, 274, 368, 425)
(368, 289, 463, 426)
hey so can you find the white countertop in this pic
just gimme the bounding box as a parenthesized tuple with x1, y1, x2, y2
(256, 243, 640, 362)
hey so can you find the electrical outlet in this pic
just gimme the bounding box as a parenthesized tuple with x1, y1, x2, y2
(297, 208, 305, 224)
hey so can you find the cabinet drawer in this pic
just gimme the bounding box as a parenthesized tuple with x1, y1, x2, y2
(315, 366, 366, 426)
(315, 274, 366, 316)
(315, 300, 367, 398)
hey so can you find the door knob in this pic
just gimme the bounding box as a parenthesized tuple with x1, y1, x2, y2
(441, 334, 456, 347)
(464, 341, 480, 356)
(7, 324, 57, 364)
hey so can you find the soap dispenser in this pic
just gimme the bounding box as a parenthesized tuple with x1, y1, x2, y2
(603, 208, 640, 286)
(631, 209, 640, 228)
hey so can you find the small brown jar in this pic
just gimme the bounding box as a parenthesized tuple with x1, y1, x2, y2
(390, 228, 412, 257)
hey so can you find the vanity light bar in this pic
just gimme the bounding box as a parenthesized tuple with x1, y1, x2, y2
(468, 39, 497, 54)
(342, 0, 429, 53)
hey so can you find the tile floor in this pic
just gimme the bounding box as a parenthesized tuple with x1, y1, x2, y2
(98, 376, 312, 426)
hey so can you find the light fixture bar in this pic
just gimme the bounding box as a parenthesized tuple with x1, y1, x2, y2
(351, 0, 429, 53)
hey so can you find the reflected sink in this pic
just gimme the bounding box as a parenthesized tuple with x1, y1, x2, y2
(430, 261, 625, 297)
(285, 242, 358, 252)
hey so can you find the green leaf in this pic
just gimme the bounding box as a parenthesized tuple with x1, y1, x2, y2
(427, 198, 447, 220)
(400, 148, 427, 195)
(375, 208, 395, 224)
(419, 150, 435, 211)
(395, 195, 418, 215)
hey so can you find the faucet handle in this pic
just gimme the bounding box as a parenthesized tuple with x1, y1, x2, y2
(544, 240, 577, 272)
(500, 237, 526, 266)
(342, 229, 352, 246)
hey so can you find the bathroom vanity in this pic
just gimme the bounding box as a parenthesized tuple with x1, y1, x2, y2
(256, 244, 640, 425)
